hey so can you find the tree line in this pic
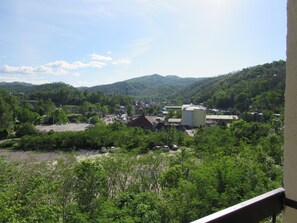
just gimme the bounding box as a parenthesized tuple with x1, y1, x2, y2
(0, 86, 135, 139)
(178, 60, 286, 113)
(0, 117, 283, 222)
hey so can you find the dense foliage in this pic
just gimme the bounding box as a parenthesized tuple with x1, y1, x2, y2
(0, 60, 286, 109)
(178, 60, 286, 113)
(0, 75, 202, 103)
(85, 74, 203, 102)
(0, 85, 134, 139)
(17, 122, 189, 152)
(0, 119, 283, 222)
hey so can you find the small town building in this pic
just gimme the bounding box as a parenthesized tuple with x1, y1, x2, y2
(206, 115, 239, 125)
(181, 104, 206, 127)
(168, 118, 182, 125)
(128, 115, 163, 131)
(164, 105, 183, 110)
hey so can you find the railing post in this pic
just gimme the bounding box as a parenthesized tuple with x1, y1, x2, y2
(284, 0, 297, 222)
(272, 214, 276, 223)
(191, 188, 285, 223)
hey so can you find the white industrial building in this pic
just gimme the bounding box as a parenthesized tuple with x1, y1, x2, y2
(181, 104, 206, 127)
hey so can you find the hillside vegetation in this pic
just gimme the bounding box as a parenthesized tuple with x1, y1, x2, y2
(0, 75, 203, 103)
(179, 60, 286, 113)
(0, 61, 286, 111)
(0, 84, 134, 139)
(0, 119, 283, 222)
(86, 74, 203, 101)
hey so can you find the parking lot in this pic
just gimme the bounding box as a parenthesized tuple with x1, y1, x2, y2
(36, 123, 93, 132)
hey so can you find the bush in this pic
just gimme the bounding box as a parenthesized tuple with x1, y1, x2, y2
(0, 128, 9, 140)
(15, 123, 38, 138)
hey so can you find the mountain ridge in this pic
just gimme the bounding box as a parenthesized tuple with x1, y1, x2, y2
(78, 74, 205, 100)
(0, 74, 204, 102)
(177, 60, 286, 113)
(0, 61, 286, 110)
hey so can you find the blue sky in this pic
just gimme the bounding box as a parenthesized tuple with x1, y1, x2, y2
(0, 0, 286, 87)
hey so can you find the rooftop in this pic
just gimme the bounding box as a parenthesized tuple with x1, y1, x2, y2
(206, 115, 239, 120)
(182, 104, 207, 111)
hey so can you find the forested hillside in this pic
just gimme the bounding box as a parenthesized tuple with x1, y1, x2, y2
(179, 60, 286, 113)
(1, 61, 286, 110)
(0, 82, 133, 107)
(0, 82, 81, 104)
(86, 74, 203, 101)
(0, 75, 203, 102)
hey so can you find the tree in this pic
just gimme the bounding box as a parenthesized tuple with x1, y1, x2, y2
(0, 97, 14, 131)
(74, 160, 107, 219)
(89, 115, 101, 125)
(127, 104, 135, 116)
(160, 165, 183, 189)
(51, 108, 68, 124)
(234, 92, 250, 112)
(16, 107, 42, 124)
(35, 99, 56, 116)
(15, 123, 38, 138)
(101, 105, 109, 116)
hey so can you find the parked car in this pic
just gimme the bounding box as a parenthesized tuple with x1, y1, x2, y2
(171, 144, 179, 151)
(100, 147, 107, 153)
(154, 145, 161, 150)
(163, 145, 170, 152)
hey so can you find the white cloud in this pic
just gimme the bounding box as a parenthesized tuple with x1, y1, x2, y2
(112, 58, 132, 65)
(0, 65, 35, 74)
(45, 60, 106, 70)
(89, 61, 107, 68)
(0, 60, 106, 76)
(89, 53, 113, 61)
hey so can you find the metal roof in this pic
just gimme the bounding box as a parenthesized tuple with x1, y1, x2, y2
(206, 115, 239, 120)
(182, 104, 206, 111)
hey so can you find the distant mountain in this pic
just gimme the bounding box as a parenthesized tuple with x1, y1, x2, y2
(0, 82, 34, 94)
(0, 82, 33, 86)
(178, 60, 286, 113)
(0, 61, 286, 111)
(86, 74, 205, 101)
(0, 82, 83, 105)
(0, 75, 205, 102)
(0, 82, 75, 94)
(0, 75, 204, 104)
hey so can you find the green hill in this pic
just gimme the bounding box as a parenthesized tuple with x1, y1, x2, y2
(0, 82, 83, 105)
(0, 82, 34, 94)
(178, 60, 286, 113)
(0, 61, 286, 111)
(86, 74, 204, 101)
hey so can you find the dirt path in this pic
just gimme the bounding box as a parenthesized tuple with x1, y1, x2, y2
(0, 149, 70, 162)
(0, 149, 108, 162)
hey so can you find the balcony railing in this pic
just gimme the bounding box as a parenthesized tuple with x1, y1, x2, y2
(191, 188, 285, 223)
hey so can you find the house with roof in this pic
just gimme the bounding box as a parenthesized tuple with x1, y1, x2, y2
(128, 115, 163, 131)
